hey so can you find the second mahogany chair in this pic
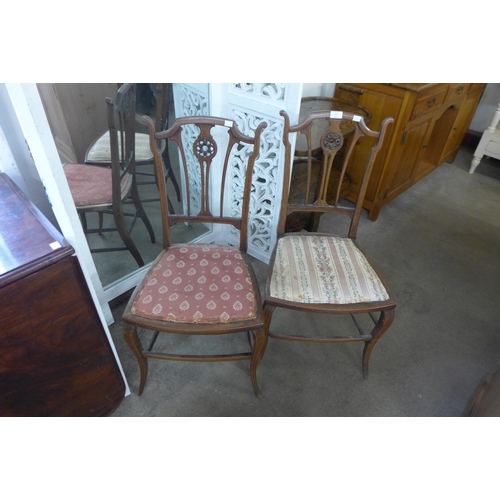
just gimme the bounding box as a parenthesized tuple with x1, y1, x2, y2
(122, 115, 268, 397)
(263, 110, 396, 379)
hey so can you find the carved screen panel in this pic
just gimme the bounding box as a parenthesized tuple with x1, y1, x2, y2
(172, 84, 210, 218)
(172, 83, 302, 262)
(221, 83, 303, 263)
(232, 83, 287, 102)
(229, 108, 283, 260)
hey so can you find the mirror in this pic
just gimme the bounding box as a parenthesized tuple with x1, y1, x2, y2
(37, 83, 208, 289)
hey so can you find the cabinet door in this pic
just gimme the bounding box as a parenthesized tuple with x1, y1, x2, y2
(386, 117, 434, 200)
(440, 88, 485, 164)
(343, 87, 402, 205)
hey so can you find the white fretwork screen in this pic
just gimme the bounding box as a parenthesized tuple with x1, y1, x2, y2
(172, 83, 303, 263)
(172, 84, 210, 219)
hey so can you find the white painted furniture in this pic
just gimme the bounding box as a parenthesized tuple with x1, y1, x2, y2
(470, 102, 500, 173)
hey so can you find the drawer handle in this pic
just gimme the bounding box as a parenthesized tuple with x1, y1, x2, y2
(428, 97, 437, 107)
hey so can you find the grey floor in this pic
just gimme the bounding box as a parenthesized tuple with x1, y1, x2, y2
(107, 146, 500, 417)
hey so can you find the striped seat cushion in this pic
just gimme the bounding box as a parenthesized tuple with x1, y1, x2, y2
(64, 163, 130, 207)
(269, 235, 389, 304)
(131, 245, 258, 324)
(85, 131, 154, 164)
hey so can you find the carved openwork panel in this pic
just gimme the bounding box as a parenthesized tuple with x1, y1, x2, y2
(232, 83, 286, 102)
(173, 84, 209, 216)
(230, 108, 283, 257)
(322, 131, 344, 152)
(176, 85, 209, 117)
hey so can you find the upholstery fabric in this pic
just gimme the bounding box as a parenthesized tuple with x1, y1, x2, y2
(131, 245, 257, 324)
(86, 131, 154, 163)
(269, 235, 389, 304)
(64, 163, 130, 207)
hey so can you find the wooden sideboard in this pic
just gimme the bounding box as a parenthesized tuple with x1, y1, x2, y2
(335, 83, 487, 220)
(0, 173, 125, 416)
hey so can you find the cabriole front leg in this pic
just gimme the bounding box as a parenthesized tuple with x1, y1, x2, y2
(362, 308, 395, 379)
(123, 323, 149, 395)
(249, 328, 267, 398)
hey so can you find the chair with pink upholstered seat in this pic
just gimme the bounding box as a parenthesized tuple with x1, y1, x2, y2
(263, 109, 396, 380)
(64, 83, 155, 268)
(122, 115, 268, 397)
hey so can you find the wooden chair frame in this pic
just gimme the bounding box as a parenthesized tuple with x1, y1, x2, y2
(122, 115, 268, 397)
(263, 110, 396, 379)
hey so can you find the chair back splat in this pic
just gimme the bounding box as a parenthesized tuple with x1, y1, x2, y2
(263, 109, 396, 381)
(278, 110, 394, 240)
(142, 116, 266, 252)
(122, 116, 269, 398)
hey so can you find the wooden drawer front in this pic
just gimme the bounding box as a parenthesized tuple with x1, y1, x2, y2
(485, 139, 500, 156)
(411, 87, 446, 120)
(445, 83, 469, 102)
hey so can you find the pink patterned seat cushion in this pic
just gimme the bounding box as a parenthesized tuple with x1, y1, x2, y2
(131, 245, 258, 324)
(64, 163, 129, 207)
(269, 235, 389, 305)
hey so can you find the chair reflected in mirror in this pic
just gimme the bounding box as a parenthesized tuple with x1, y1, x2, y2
(264, 109, 396, 380)
(85, 83, 181, 213)
(122, 115, 268, 397)
(63, 83, 155, 267)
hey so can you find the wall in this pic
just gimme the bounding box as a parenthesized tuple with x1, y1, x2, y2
(470, 83, 500, 133)
(0, 84, 58, 228)
(302, 83, 336, 98)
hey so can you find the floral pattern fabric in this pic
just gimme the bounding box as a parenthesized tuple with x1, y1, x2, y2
(269, 235, 389, 304)
(64, 163, 130, 207)
(131, 244, 257, 324)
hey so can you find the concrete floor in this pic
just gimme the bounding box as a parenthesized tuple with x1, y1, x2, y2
(108, 146, 500, 416)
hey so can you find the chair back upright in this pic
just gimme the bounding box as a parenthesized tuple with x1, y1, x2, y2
(142, 115, 266, 252)
(278, 110, 393, 239)
(154, 83, 170, 133)
(106, 83, 136, 206)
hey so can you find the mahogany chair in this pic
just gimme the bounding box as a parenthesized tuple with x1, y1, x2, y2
(64, 83, 155, 267)
(263, 110, 396, 379)
(85, 83, 181, 209)
(122, 115, 268, 397)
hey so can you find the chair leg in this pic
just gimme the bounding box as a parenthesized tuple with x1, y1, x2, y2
(249, 328, 267, 398)
(130, 181, 156, 244)
(79, 212, 88, 231)
(123, 324, 149, 396)
(262, 302, 274, 362)
(362, 308, 395, 379)
(113, 204, 145, 267)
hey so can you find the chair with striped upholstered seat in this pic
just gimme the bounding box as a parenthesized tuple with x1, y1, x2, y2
(263, 109, 396, 379)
